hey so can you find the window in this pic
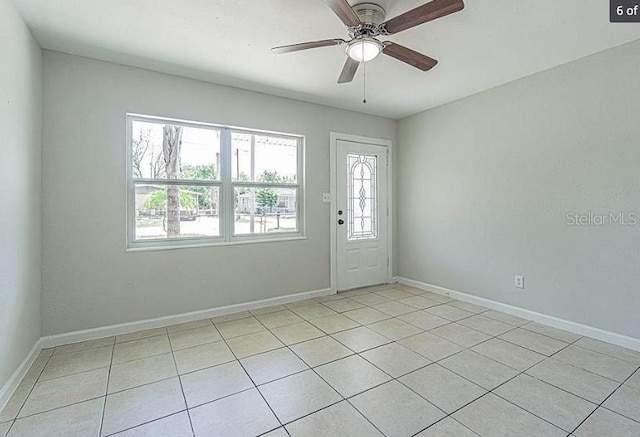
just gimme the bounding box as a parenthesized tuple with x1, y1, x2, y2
(127, 114, 304, 249)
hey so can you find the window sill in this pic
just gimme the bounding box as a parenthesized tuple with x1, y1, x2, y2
(125, 235, 306, 252)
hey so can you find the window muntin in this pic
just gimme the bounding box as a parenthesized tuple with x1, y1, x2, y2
(128, 115, 303, 248)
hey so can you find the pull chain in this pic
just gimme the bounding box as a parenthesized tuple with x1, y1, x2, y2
(362, 43, 367, 104)
(363, 61, 367, 104)
(362, 44, 367, 103)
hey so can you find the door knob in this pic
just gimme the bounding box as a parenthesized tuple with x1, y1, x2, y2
(338, 219, 345, 225)
(338, 210, 343, 215)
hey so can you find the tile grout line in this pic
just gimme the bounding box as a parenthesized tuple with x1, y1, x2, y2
(59, 324, 209, 436)
(488, 332, 631, 434)
(517, 351, 638, 407)
(49, 322, 209, 356)
(167, 324, 197, 437)
(214, 318, 287, 436)
(301, 293, 488, 435)
(399, 340, 527, 435)
(145, 308, 630, 437)
(598, 365, 640, 422)
(4, 289, 403, 435)
(142, 293, 628, 435)
(178, 386, 258, 413)
(252, 303, 390, 436)
(377, 298, 637, 399)
(406, 334, 584, 436)
(6, 286, 639, 436)
(97, 321, 281, 435)
(525, 352, 637, 393)
(102, 410, 191, 437)
(9, 348, 117, 431)
(391, 284, 626, 350)
(250, 304, 382, 432)
(477, 335, 588, 434)
(4, 348, 57, 435)
(320, 288, 640, 435)
(288, 294, 443, 435)
(568, 362, 640, 435)
(97, 337, 116, 437)
(381, 305, 583, 435)
(284, 349, 388, 436)
(8, 395, 110, 423)
(12, 364, 113, 387)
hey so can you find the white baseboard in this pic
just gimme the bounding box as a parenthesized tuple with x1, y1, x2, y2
(41, 287, 333, 349)
(394, 276, 640, 352)
(2, 287, 332, 412)
(0, 338, 42, 413)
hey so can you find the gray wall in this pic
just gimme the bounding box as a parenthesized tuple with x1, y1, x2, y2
(0, 0, 42, 389)
(41, 51, 396, 335)
(397, 40, 640, 339)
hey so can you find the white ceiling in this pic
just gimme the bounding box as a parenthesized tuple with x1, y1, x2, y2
(14, 0, 640, 119)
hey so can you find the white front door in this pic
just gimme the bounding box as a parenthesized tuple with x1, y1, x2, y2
(336, 140, 389, 290)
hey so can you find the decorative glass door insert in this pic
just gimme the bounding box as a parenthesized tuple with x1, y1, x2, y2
(347, 154, 377, 240)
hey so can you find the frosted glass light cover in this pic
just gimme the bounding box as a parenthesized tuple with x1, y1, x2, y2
(347, 39, 382, 63)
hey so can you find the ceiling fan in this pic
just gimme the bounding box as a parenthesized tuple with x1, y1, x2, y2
(272, 0, 465, 83)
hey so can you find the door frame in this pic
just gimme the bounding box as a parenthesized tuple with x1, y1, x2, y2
(330, 132, 393, 293)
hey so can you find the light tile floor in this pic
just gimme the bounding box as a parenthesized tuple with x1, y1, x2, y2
(2, 283, 640, 436)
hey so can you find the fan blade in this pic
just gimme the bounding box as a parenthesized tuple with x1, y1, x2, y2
(323, 0, 361, 27)
(380, 0, 464, 35)
(338, 57, 360, 83)
(272, 39, 345, 54)
(383, 43, 438, 71)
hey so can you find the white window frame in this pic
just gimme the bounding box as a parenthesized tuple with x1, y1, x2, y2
(126, 113, 305, 251)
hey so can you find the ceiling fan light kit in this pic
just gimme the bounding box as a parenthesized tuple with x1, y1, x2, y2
(272, 0, 465, 84)
(347, 37, 382, 62)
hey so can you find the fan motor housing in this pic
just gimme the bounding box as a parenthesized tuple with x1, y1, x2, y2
(352, 3, 386, 25)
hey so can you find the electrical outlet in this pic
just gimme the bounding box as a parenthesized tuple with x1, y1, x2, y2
(514, 275, 525, 289)
(322, 193, 331, 203)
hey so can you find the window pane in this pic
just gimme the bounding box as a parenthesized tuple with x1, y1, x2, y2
(134, 183, 220, 240)
(231, 132, 298, 182)
(255, 135, 298, 183)
(132, 120, 220, 181)
(231, 132, 252, 181)
(347, 154, 377, 240)
(233, 187, 298, 235)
